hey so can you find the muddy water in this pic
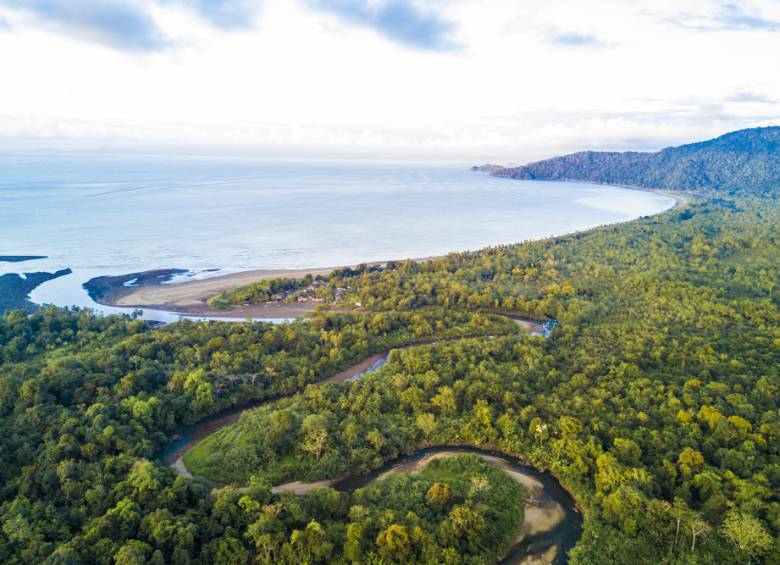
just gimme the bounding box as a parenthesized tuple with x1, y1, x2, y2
(330, 446, 582, 565)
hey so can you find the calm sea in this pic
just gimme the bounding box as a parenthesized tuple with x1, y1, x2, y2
(0, 154, 675, 321)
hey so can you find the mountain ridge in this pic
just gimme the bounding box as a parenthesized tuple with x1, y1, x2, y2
(479, 126, 780, 194)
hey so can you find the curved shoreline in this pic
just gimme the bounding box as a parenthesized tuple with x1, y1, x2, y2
(89, 260, 404, 320)
(87, 186, 684, 320)
(92, 266, 337, 319)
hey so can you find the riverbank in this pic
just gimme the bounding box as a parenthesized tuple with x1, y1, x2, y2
(367, 450, 567, 548)
(271, 446, 582, 565)
(169, 324, 543, 478)
(165, 339, 432, 474)
(183, 445, 581, 564)
(163, 321, 575, 562)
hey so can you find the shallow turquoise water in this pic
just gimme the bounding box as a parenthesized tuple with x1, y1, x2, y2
(0, 154, 675, 321)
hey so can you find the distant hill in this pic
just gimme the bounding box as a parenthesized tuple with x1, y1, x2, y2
(482, 127, 780, 194)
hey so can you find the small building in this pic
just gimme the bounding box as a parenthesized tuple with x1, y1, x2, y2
(542, 319, 559, 338)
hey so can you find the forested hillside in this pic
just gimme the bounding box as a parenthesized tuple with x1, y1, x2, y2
(1, 189, 779, 563)
(184, 196, 780, 563)
(487, 127, 780, 195)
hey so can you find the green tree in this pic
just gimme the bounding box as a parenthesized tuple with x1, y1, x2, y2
(300, 415, 328, 461)
(426, 482, 453, 513)
(720, 511, 772, 561)
(416, 412, 437, 441)
(344, 523, 363, 563)
(376, 524, 411, 562)
(114, 540, 152, 565)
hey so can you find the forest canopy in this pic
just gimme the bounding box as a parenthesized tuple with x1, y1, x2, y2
(0, 194, 778, 564)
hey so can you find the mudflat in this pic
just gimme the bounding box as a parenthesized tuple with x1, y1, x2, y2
(0, 268, 72, 314)
(0, 255, 47, 263)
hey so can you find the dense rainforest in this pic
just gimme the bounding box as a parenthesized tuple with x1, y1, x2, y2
(0, 189, 778, 563)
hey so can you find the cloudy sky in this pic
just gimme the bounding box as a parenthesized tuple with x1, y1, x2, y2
(0, 0, 779, 163)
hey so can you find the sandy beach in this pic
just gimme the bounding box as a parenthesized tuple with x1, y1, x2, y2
(89, 187, 686, 320)
(107, 266, 336, 317)
(95, 260, 407, 318)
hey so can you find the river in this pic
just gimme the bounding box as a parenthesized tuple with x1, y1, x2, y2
(161, 326, 581, 564)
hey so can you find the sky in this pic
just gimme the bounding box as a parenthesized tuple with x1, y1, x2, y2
(0, 0, 779, 163)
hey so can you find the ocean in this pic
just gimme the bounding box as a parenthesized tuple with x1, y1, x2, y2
(0, 154, 676, 321)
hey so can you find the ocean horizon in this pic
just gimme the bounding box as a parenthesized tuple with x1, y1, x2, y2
(1, 154, 676, 321)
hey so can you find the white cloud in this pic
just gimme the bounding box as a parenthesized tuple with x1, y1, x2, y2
(0, 0, 778, 162)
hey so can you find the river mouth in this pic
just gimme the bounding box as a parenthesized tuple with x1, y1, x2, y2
(331, 446, 582, 565)
(2, 157, 677, 322)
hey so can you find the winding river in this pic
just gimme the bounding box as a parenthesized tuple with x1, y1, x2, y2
(331, 447, 583, 565)
(160, 337, 460, 472)
(160, 319, 582, 563)
(161, 319, 543, 471)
